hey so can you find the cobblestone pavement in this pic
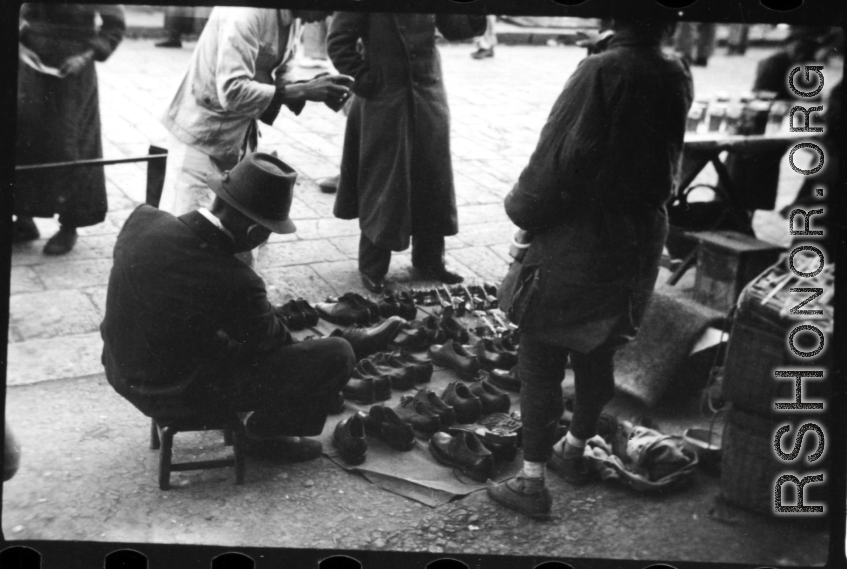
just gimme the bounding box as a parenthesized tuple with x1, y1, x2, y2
(3, 38, 837, 565)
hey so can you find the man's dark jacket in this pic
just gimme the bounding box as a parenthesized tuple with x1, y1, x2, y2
(503, 31, 694, 353)
(101, 205, 291, 422)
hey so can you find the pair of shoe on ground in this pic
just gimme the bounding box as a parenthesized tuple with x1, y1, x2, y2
(332, 405, 418, 464)
(13, 218, 78, 255)
(342, 349, 433, 403)
(360, 263, 464, 295)
(429, 339, 520, 390)
(394, 379, 511, 434)
(486, 438, 595, 520)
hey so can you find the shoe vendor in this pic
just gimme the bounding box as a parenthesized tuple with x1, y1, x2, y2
(158, 7, 353, 229)
(101, 153, 356, 461)
(488, 18, 694, 518)
(326, 12, 487, 293)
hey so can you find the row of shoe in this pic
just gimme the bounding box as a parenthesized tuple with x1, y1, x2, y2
(274, 298, 319, 331)
(394, 378, 511, 435)
(411, 283, 498, 309)
(341, 350, 433, 404)
(329, 312, 475, 360)
(428, 338, 519, 383)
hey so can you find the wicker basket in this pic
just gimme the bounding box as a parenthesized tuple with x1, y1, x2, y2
(720, 408, 827, 515)
(721, 261, 833, 416)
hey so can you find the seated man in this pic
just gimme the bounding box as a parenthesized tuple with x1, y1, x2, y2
(101, 153, 355, 460)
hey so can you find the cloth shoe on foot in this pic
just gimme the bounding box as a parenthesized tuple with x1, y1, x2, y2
(43, 227, 77, 256)
(317, 174, 339, 194)
(487, 475, 551, 519)
(548, 437, 595, 485)
(13, 217, 39, 242)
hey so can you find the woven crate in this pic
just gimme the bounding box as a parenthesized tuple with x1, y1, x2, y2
(720, 409, 827, 515)
(721, 262, 833, 416)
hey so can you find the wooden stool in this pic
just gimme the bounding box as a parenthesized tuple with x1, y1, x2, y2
(149, 416, 246, 490)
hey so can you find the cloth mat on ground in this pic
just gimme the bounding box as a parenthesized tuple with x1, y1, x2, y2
(613, 287, 724, 407)
(306, 305, 523, 507)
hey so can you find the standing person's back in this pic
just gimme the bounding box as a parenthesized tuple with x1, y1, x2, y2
(489, 20, 694, 519)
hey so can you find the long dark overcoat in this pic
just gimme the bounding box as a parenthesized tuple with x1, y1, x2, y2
(327, 12, 485, 251)
(503, 32, 694, 354)
(15, 4, 124, 227)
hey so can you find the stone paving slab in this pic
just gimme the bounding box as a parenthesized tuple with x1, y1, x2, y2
(8, 290, 102, 343)
(6, 333, 104, 386)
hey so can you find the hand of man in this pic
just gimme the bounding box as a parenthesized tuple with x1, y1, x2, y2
(60, 50, 94, 76)
(301, 74, 354, 102)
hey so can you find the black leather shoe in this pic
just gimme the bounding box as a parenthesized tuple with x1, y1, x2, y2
(13, 217, 39, 243)
(487, 476, 551, 519)
(439, 315, 470, 344)
(342, 375, 377, 404)
(393, 397, 441, 434)
(475, 338, 519, 371)
(360, 272, 386, 294)
(415, 388, 457, 427)
(295, 298, 319, 327)
(396, 291, 417, 320)
(388, 322, 429, 351)
(43, 227, 77, 256)
(315, 296, 371, 326)
(441, 381, 483, 424)
(392, 349, 433, 383)
(429, 431, 493, 482)
(377, 292, 401, 318)
(330, 315, 406, 360)
(429, 341, 481, 380)
(492, 336, 518, 353)
(277, 300, 307, 330)
(351, 362, 392, 401)
(413, 264, 465, 285)
(468, 376, 511, 414)
(412, 315, 447, 345)
(243, 436, 323, 462)
(360, 406, 415, 451)
(369, 352, 417, 391)
(489, 366, 521, 392)
(333, 413, 368, 465)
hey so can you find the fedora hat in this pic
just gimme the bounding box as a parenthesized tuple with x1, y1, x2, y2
(206, 153, 297, 234)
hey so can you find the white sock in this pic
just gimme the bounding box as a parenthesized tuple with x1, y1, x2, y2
(565, 431, 586, 449)
(522, 461, 545, 479)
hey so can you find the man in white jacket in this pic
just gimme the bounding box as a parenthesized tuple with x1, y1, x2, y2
(159, 7, 352, 217)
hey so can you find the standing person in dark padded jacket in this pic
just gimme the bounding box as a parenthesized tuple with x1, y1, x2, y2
(488, 19, 694, 519)
(101, 153, 355, 461)
(327, 12, 487, 293)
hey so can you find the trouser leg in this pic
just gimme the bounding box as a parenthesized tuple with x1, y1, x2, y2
(518, 335, 569, 462)
(411, 234, 445, 270)
(568, 348, 617, 441)
(237, 337, 355, 437)
(358, 233, 392, 278)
